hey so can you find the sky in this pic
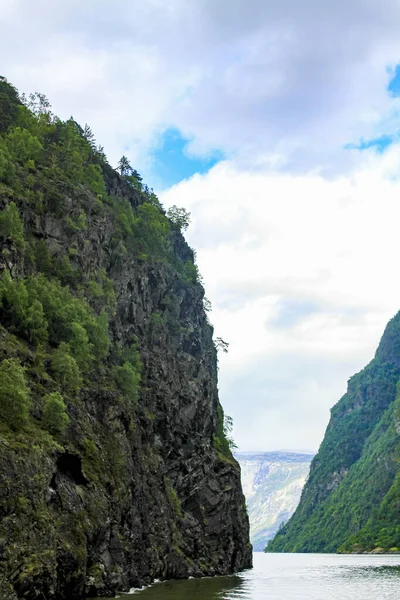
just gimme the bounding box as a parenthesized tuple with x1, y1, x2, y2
(3, 0, 400, 451)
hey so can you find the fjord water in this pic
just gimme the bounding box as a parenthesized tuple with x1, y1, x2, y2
(114, 552, 400, 599)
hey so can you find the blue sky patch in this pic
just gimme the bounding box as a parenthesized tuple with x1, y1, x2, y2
(345, 133, 395, 153)
(388, 64, 400, 97)
(148, 128, 223, 189)
(344, 65, 400, 154)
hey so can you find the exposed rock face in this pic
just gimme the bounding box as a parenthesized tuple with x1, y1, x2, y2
(0, 168, 252, 597)
(236, 452, 313, 550)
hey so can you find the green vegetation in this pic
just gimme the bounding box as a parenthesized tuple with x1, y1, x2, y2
(113, 342, 142, 404)
(51, 343, 82, 394)
(214, 404, 238, 459)
(164, 476, 183, 518)
(0, 358, 30, 429)
(114, 362, 140, 403)
(117, 154, 143, 190)
(0, 76, 21, 132)
(0, 201, 25, 251)
(42, 392, 69, 436)
(167, 205, 191, 231)
(212, 338, 237, 459)
(267, 312, 400, 553)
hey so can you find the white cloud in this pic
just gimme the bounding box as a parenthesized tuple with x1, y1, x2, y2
(3, 0, 400, 172)
(160, 148, 400, 450)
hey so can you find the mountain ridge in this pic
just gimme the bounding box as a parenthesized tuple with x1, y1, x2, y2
(267, 310, 400, 553)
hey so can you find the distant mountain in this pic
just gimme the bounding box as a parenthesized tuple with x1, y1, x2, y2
(236, 451, 313, 550)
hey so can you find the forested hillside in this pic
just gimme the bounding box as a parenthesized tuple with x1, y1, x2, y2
(0, 77, 251, 600)
(267, 312, 400, 553)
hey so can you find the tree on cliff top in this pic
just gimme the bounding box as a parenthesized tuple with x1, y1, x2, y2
(117, 155, 143, 189)
(167, 205, 191, 231)
(0, 76, 20, 133)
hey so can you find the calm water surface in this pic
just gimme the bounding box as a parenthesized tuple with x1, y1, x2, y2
(108, 552, 400, 600)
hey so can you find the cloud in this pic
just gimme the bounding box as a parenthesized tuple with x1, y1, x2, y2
(160, 148, 400, 450)
(219, 351, 362, 452)
(3, 0, 400, 176)
(270, 299, 322, 330)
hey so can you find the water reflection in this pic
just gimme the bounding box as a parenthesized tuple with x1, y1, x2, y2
(119, 575, 245, 600)
(94, 553, 400, 600)
(341, 563, 400, 579)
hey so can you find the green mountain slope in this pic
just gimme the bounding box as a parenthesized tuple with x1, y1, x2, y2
(267, 312, 400, 553)
(0, 77, 251, 600)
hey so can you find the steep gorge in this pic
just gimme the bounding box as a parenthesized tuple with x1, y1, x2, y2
(237, 452, 313, 551)
(0, 77, 251, 599)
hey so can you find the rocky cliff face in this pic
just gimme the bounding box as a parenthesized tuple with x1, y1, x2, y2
(0, 78, 251, 600)
(267, 312, 400, 553)
(236, 452, 313, 550)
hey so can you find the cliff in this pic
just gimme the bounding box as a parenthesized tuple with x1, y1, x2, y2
(267, 311, 400, 553)
(236, 452, 313, 550)
(0, 77, 252, 599)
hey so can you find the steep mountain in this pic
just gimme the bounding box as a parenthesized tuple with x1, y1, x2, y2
(267, 311, 400, 553)
(0, 77, 251, 600)
(236, 452, 313, 550)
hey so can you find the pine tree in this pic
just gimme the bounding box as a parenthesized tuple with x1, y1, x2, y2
(117, 155, 132, 176)
(83, 124, 96, 148)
